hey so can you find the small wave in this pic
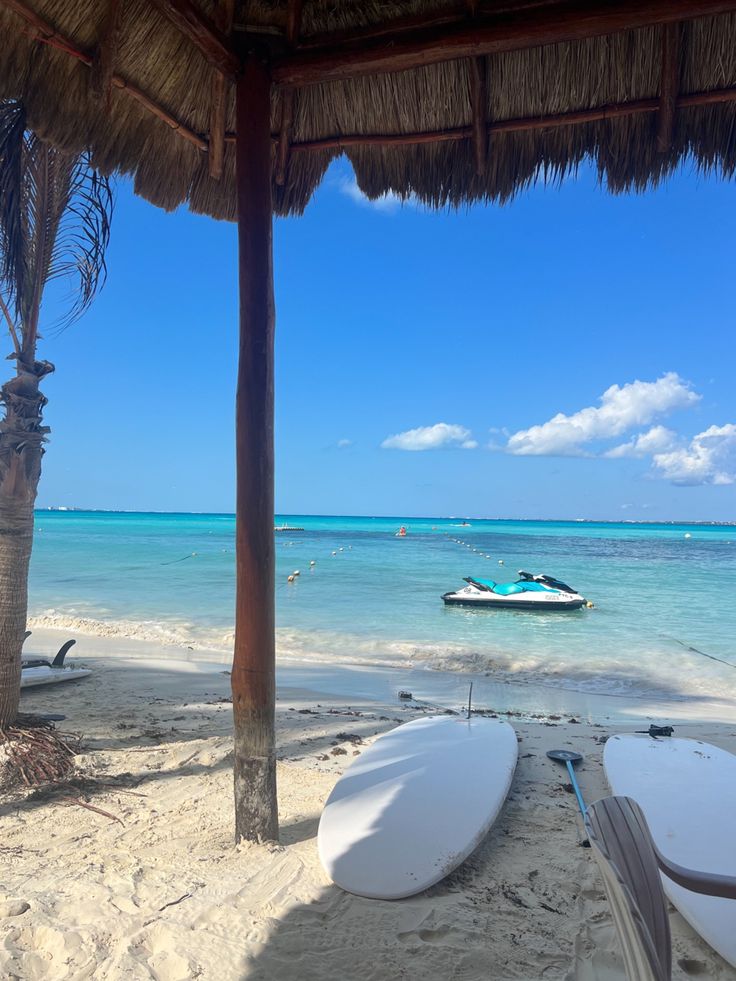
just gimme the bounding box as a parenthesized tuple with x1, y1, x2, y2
(28, 611, 233, 652)
(273, 629, 736, 702)
(27, 611, 736, 704)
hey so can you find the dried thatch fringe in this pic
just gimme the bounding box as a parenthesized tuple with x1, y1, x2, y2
(0, 2, 735, 217)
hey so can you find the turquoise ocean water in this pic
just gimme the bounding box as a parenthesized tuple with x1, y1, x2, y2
(28, 512, 736, 707)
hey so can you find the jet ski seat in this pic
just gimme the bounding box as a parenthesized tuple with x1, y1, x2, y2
(465, 577, 560, 596)
(492, 582, 525, 595)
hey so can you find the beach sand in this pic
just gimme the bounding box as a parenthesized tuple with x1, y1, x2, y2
(2, 630, 735, 980)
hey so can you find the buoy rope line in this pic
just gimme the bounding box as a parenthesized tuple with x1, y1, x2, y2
(661, 635, 736, 671)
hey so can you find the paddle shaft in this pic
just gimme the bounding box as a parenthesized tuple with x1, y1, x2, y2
(565, 759, 587, 818)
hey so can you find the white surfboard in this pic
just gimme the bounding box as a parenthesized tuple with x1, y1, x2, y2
(604, 734, 736, 968)
(21, 665, 91, 688)
(318, 714, 518, 899)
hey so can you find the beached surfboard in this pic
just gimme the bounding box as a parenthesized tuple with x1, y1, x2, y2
(20, 664, 92, 688)
(604, 734, 736, 968)
(318, 714, 518, 899)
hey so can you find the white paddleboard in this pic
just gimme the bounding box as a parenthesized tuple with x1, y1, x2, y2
(318, 714, 518, 899)
(21, 665, 91, 688)
(604, 734, 736, 968)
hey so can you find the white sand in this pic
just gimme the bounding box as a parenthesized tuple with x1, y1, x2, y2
(2, 630, 735, 980)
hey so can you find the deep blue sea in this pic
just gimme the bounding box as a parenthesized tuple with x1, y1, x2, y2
(28, 512, 736, 705)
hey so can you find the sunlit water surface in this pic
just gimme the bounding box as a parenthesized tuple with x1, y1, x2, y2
(29, 512, 736, 706)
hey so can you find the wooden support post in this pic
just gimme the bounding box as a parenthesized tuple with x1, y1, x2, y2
(232, 52, 278, 844)
(656, 22, 680, 153)
(469, 57, 487, 176)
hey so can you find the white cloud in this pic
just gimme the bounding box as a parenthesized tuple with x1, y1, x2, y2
(338, 175, 419, 214)
(651, 424, 736, 486)
(382, 423, 477, 451)
(506, 373, 699, 456)
(604, 425, 678, 458)
(336, 438, 353, 448)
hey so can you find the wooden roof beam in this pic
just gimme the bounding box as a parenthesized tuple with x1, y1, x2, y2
(656, 22, 680, 152)
(466, 2, 488, 178)
(274, 0, 736, 87)
(274, 90, 295, 185)
(296, 1, 556, 50)
(91, 0, 124, 106)
(208, 0, 235, 180)
(227, 84, 736, 151)
(149, 0, 240, 76)
(274, 0, 304, 186)
(3, 0, 207, 151)
(470, 57, 488, 175)
(286, 0, 304, 46)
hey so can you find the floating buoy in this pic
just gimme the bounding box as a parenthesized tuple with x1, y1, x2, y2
(287, 575, 295, 583)
(310, 560, 316, 566)
(684, 533, 692, 539)
(339, 547, 344, 551)
(293, 570, 301, 577)
(498, 559, 504, 565)
(332, 551, 337, 556)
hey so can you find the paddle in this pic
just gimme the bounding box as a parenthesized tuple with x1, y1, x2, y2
(547, 749, 587, 819)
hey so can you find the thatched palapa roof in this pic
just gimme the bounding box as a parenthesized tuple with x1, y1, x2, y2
(1, 1, 736, 219)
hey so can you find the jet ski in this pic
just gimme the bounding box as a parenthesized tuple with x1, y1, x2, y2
(442, 570, 586, 611)
(21, 638, 91, 688)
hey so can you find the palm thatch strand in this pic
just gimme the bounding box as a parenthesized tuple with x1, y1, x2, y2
(0, 2, 736, 218)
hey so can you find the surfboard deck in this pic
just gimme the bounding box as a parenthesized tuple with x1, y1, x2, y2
(318, 714, 518, 899)
(21, 666, 92, 689)
(604, 734, 736, 968)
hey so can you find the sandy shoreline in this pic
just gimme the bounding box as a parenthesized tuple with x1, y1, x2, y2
(2, 632, 735, 979)
(23, 626, 736, 724)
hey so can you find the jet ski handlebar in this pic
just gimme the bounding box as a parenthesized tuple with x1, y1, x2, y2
(517, 571, 577, 593)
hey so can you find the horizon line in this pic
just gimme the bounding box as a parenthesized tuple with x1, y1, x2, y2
(34, 508, 736, 526)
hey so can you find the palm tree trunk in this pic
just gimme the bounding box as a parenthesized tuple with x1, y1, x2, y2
(0, 357, 50, 725)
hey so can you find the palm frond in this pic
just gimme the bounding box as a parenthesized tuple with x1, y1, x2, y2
(46, 150, 113, 332)
(0, 99, 113, 348)
(0, 101, 28, 314)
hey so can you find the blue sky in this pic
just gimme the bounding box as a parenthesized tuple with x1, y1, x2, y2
(31, 158, 736, 520)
